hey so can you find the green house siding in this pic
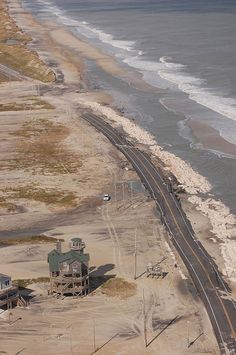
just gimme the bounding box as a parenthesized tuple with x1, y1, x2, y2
(47, 250, 60, 273)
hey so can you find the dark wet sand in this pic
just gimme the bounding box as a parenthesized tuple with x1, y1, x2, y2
(188, 119, 236, 157)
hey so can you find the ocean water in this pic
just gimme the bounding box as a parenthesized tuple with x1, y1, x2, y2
(23, 0, 236, 214)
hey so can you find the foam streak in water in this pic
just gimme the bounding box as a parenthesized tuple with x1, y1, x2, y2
(159, 56, 236, 121)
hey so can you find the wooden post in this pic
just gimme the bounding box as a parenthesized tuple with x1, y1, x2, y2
(114, 181, 117, 208)
(73, 278, 75, 298)
(50, 273, 53, 295)
(143, 289, 147, 347)
(187, 320, 190, 347)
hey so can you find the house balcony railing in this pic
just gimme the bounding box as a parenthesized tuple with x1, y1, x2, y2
(0, 286, 19, 306)
(51, 275, 89, 283)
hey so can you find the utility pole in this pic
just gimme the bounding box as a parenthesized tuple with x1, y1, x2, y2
(69, 325, 73, 355)
(114, 181, 117, 208)
(188, 332, 204, 349)
(122, 181, 125, 203)
(134, 228, 137, 280)
(130, 181, 133, 202)
(187, 320, 190, 347)
(93, 318, 96, 353)
(143, 289, 147, 347)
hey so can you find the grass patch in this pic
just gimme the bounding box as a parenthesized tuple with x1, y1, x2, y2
(100, 277, 137, 299)
(0, 1, 55, 82)
(0, 71, 9, 81)
(0, 45, 55, 82)
(13, 277, 50, 288)
(0, 2, 30, 43)
(0, 235, 64, 247)
(11, 119, 82, 174)
(0, 98, 54, 111)
(6, 185, 77, 207)
(0, 196, 16, 211)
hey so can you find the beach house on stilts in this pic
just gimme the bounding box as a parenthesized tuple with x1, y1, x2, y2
(0, 273, 19, 309)
(48, 238, 90, 298)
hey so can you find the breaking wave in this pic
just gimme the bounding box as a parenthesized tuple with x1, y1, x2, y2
(124, 55, 236, 124)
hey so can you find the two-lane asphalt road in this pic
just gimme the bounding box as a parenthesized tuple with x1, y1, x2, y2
(82, 111, 236, 354)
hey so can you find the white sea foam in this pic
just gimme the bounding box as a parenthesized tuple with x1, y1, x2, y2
(124, 56, 163, 72)
(76, 24, 136, 52)
(38, 0, 136, 53)
(159, 56, 236, 122)
(123, 56, 177, 89)
(124, 54, 236, 123)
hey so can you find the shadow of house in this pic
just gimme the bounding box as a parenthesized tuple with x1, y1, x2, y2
(17, 286, 35, 304)
(89, 263, 116, 291)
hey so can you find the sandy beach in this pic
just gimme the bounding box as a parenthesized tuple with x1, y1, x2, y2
(0, 0, 235, 353)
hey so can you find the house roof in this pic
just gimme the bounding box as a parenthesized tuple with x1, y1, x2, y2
(48, 249, 89, 273)
(71, 237, 82, 243)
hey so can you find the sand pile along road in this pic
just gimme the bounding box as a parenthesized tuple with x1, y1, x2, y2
(76, 99, 211, 194)
(76, 97, 236, 284)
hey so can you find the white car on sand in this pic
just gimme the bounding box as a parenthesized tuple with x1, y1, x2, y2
(103, 194, 111, 201)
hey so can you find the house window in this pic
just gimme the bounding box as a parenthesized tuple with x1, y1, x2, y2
(72, 265, 77, 273)
(61, 262, 69, 272)
(5, 280, 10, 286)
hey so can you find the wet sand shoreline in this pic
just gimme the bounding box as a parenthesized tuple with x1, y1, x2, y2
(188, 118, 236, 158)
